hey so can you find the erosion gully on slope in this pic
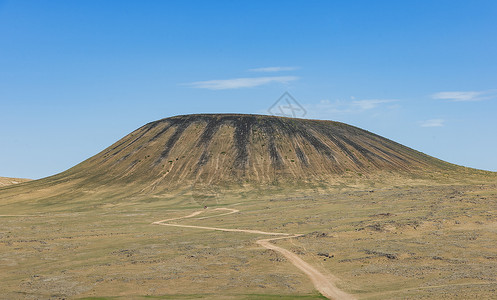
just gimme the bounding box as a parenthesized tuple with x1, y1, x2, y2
(152, 207, 355, 300)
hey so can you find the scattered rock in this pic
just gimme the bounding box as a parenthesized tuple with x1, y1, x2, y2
(317, 252, 333, 258)
(305, 231, 329, 238)
(364, 249, 397, 260)
(370, 212, 394, 217)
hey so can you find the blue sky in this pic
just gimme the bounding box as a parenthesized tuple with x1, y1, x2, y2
(1, 0, 496, 179)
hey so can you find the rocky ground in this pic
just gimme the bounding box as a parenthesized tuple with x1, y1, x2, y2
(1, 181, 496, 299)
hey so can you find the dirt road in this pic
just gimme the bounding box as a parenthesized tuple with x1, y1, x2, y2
(153, 208, 355, 300)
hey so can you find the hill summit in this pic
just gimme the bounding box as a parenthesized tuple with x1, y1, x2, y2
(42, 114, 453, 191)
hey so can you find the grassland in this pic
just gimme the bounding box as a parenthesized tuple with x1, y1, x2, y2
(1, 114, 496, 299)
(1, 173, 496, 299)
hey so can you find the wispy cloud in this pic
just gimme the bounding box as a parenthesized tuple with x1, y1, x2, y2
(249, 66, 298, 72)
(352, 99, 397, 110)
(431, 90, 496, 102)
(187, 76, 299, 90)
(420, 119, 445, 127)
(303, 98, 399, 118)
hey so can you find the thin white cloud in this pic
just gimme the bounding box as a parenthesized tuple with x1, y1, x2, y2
(352, 99, 397, 110)
(304, 98, 399, 117)
(420, 119, 445, 127)
(431, 90, 496, 102)
(249, 66, 298, 72)
(187, 76, 299, 90)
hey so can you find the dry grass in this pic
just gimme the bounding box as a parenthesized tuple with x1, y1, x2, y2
(1, 175, 496, 299)
(1, 114, 496, 299)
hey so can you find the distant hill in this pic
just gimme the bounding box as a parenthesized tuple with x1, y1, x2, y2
(0, 177, 31, 187)
(0, 114, 495, 299)
(0, 113, 494, 210)
(19, 114, 468, 189)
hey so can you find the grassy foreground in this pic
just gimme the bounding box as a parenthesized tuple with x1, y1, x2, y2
(1, 174, 497, 299)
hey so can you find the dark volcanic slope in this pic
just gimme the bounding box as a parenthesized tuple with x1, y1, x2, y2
(39, 114, 453, 191)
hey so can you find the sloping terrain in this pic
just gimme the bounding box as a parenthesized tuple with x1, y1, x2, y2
(1, 114, 489, 213)
(60, 114, 455, 186)
(2, 114, 464, 196)
(0, 176, 30, 187)
(1, 114, 496, 299)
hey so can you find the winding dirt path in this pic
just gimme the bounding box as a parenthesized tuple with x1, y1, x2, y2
(153, 208, 355, 300)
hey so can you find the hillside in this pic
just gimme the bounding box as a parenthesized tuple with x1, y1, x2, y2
(15, 114, 466, 190)
(0, 176, 30, 187)
(67, 114, 457, 184)
(1, 114, 492, 212)
(1, 114, 496, 299)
